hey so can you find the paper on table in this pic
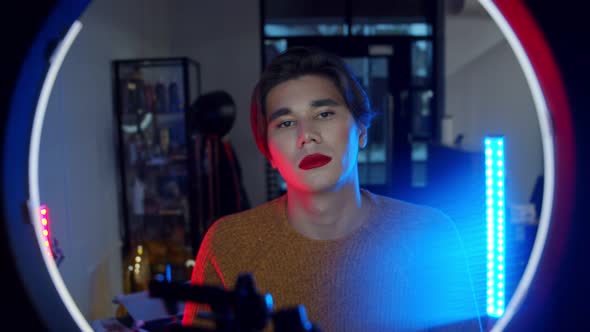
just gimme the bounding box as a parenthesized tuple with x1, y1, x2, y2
(91, 317, 147, 332)
(113, 291, 185, 322)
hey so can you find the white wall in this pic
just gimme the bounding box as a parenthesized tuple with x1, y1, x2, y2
(167, 0, 264, 207)
(445, 15, 543, 204)
(39, 0, 173, 321)
(445, 16, 504, 77)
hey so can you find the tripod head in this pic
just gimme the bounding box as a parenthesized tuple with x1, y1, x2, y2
(149, 273, 321, 332)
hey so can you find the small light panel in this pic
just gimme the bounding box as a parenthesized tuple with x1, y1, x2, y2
(484, 136, 506, 317)
(166, 264, 172, 282)
(39, 205, 52, 257)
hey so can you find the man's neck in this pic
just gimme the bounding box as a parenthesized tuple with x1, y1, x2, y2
(286, 183, 368, 240)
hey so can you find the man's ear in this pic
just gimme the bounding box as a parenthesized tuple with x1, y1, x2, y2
(359, 125, 368, 149)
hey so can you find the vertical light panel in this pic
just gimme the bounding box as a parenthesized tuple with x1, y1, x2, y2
(39, 205, 52, 258)
(485, 137, 506, 317)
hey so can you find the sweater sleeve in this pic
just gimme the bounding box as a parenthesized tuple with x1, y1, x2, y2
(181, 223, 226, 327)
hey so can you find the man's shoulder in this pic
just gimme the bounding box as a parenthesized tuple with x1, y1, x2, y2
(365, 190, 456, 233)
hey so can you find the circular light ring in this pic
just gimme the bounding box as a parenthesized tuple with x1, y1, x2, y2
(11, 0, 574, 331)
(28, 20, 91, 331)
(2, 1, 91, 331)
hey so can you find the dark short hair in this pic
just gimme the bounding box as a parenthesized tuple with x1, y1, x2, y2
(250, 46, 377, 160)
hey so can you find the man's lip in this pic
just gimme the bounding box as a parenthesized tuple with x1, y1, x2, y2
(299, 154, 332, 170)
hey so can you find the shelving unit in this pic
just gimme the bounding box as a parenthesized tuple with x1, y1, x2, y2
(112, 57, 201, 292)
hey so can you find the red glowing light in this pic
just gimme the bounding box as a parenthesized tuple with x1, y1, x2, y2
(39, 205, 54, 257)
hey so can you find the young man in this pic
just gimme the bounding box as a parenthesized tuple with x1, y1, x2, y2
(183, 47, 482, 332)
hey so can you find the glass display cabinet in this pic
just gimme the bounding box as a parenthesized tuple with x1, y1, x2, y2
(112, 57, 201, 292)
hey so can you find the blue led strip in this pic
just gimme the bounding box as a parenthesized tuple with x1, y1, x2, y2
(484, 137, 506, 317)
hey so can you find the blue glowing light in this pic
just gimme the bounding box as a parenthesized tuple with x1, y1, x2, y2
(265, 293, 274, 311)
(484, 136, 506, 318)
(165, 264, 172, 282)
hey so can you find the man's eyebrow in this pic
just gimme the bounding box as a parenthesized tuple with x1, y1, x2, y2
(268, 108, 292, 122)
(310, 98, 341, 108)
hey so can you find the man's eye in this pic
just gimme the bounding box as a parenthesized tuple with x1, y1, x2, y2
(318, 111, 335, 119)
(278, 120, 294, 128)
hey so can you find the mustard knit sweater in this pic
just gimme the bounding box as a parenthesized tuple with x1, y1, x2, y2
(183, 190, 482, 332)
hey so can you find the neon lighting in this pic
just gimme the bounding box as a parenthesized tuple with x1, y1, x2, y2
(166, 264, 172, 282)
(39, 205, 53, 257)
(484, 136, 506, 317)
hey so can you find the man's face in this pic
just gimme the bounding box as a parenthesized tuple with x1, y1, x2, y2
(265, 75, 366, 193)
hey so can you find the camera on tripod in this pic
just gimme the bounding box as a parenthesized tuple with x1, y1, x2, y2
(148, 273, 322, 332)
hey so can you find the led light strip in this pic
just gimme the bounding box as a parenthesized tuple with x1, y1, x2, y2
(40, 205, 53, 257)
(28, 20, 92, 332)
(478, 1, 557, 331)
(484, 137, 506, 317)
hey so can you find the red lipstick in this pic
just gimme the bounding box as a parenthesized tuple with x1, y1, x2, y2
(299, 154, 332, 170)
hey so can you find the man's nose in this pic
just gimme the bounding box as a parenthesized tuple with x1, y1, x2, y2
(297, 121, 322, 148)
